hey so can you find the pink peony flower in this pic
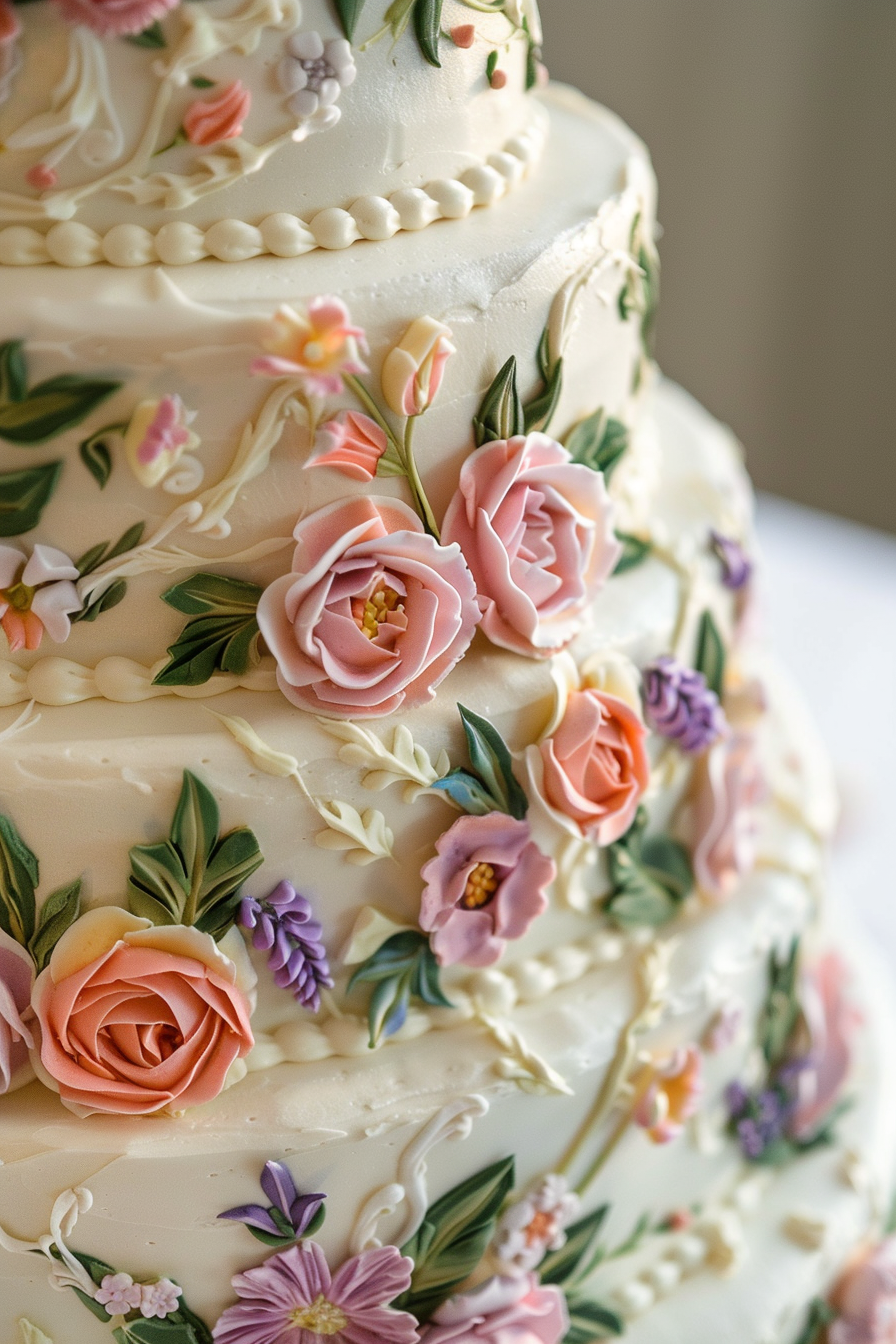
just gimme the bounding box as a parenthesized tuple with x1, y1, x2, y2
(123, 394, 200, 488)
(252, 299, 368, 396)
(441, 433, 621, 658)
(830, 1238, 896, 1344)
(25, 163, 58, 191)
(51, 0, 180, 38)
(96, 1273, 143, 1313)
(382, 316, 456, 418)
(212, 1241, 419, 1344)
(537, 688, 649, 846)
(183, 80, 251, 147)
(423, 1274, 567, 1344)
(257, 496, 480, 718)
(494, 1174, 580, 1274)
(633, 1045, 702, 1144)
(307, 411, 389, 481)
(0, 543, 81, 653)
(790, 952, 860, 1142)
(691, 728, 765, 903)
(0, 928, 34, 1096)
(31, 910, 255, 1117)
(138, 1279, 183, 1320)
(420, 813, 554, 968)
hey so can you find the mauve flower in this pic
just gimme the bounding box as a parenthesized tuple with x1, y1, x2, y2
(123, 394, 200, 489)
(31, 909, 255, 1117)
(830, 1238, 896, 1344)
(307, 411, 388, 482)
(96, 1273, 143, 1313)
(257, 496, 479, 718)
(494, 1175, 580, 1274)
(51, 0, 180, 38)
(0, 928, 34, 1096)
(382, 317, 456, 418)
(420, 813, 554, 968)
(790, 952, 860, 1142)
(642, 655, 727, 753)
(220, 1159, 326, 1241)
(423, 1274, 567, 1344)
(212, 1241, 419, 1344)
(278, 32, 356, 128)
(252, 299, 368, 396)
(183, 80, 251, 147)
(537, 688, 649, 846)
(633, 1045, 702, 1144)
(441, 433, 620, 658)
(710, 530, 753, 591)
(239, 883, 332, 1011)
(138, 1280, 182, 1320)
(691, 728, 764, 902)
(0, 543, 81, 653)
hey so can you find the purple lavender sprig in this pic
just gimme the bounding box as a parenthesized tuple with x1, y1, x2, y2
(724, 1063, 807, 1161)
(642, 655, 727, 753)
(710, 530, 753, 591)
(219, 1160, 326, 1247)
(239, 881, 333, 1011)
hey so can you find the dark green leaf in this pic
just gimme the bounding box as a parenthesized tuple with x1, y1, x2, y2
(411, 941, 453, 1008)
(429, 768, 497, 816)
(539, 1204, 609, 1287)
(68, 1249, 116, 1320)
(105, 520, 145, 562)
(485, 49, 498, 82)
(0, 813, 38, 945)
(75, 521, 145, 577)
(563, 1294, 624, 1342)
(153, 613, 261, 686)
(126, 20, 166, 47)
(0, 460, 62, 536)
(172, 770, 219, 901)
(566, 409, 629, 481)
(608, 1209, 651, 1259)
(605, 811, 692, 930)
(536, 324, 551, 381)
(190, 75, 215, 88)
(0, 341, 27, 403)
(368, 972, 412, 1045)
(397, 1157, 516, 1322)
(0, 374, 122, 445)
(194, 827, 265, 925)
(613, 532, 651, 575)
(128, 841, 188, 925)
(791, 1298, 838, 1344)
(458, 703, 528, 819)
(79, 422, 126, 489)
(120, 1322, 199, 1344)
(161, 573, 263, 616)
(28, 878, 81, 972)
(73, 577, 128, 625)
(525, 35, 538, 90)
(640, 834, 693, 897)
(757, 938, 800, 1067)
(413, 0, 442, 66)
(473, 356, 523, 446)
(171, 1300, 213, 1344)
(523, 356, 563, 435)
(332, 0, 366, 39)
(695, 608, 726, 699)
(348, 931, 450, 1045)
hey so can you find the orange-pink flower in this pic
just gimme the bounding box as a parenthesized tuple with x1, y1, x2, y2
(307, 412, 389, 481)
(252, 299, 368, 396)
(183, 80, 251, 147)
(0, 543, 81, 653)
(51, 0, 179, 37)
(633, 1045, 702, 1144)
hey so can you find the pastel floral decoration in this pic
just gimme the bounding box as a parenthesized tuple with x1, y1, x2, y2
(0, 927, 34, 1096)
(30, 908, 255, 1117)
(278, 32, 356, 129)
(382, 316, 456, 418)
(790, 951, 860, 1142)
(441, 433, 621, 658)
(183, 81, 251, 147)
(450, 23, 475, 47)
(420, 812, 554, 968)
(307, 411, 389, 482)
(239, 881, 333, 1011)
(96, 1273, 143, 1313)
(710, 530, 753, 591)
(252, 299, 368, 396)
(0, 0, 21, 113)
(0, 543, 81, 653)
(642, 654, 727, 753)
(51, 0, 180, 38)
(493, 1174, 580, 1274)
(691, 727, 764, 902)
(212, 1241, 419, 1344)
(123, 394, 200, 489)
(25, 163, 58, 191)
(256, 496, 479, 718)
(701, 1000, 744, 1054)
(422, 1274, 567, 1344)
(829, 1237, 896, 1344)
(505, 0, 543, 44)
(138, 1280, 183, 1319)
(219, 1159, 326, 1243)
(633, 1045, 702, 1144)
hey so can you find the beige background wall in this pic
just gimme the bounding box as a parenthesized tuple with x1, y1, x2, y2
(546, 0, 896, 533)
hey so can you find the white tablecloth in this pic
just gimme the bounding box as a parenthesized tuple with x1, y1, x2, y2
(756, 495, 896, 962)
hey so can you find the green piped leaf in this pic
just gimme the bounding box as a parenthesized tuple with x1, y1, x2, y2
(0, 374, 122, 446)
(71, 522, 144, 626)
(523, 357, 563, 435)
(485, 49, 498, 82)
(566, 409, 629, 481)
(396, 1156, 516, 1322)
(792, 1298, 838, 1344)
(0, 813, 38, 946)
(154, 573, 264, 687)
(414, 0, 442, 66)
(473, 356, 524, 446)
(126, 20, 166, 47)
(161, 573, 263, 616)
(115, 1321, 199, 1344)
(539, 1204, 610, 1287)
(563, 1294, 624, 1342)
(613, 532, 651, 575)
(79, 422, 127, 489)
(0, 460, 63, 536)
(429, 768, 496, 816)
(347, 930, 452, 1048)
(190, 75, 215, 89)
(332, 0, 367, 39)
(454, 703, 528, 819)
(383, 0, 415, 42)
(28, 878, 81, 973)
(605, 808, 693, 929)
(0, 342, 27, 404)
(757, 938, 800, 1068)
(695, 608, 726, 698)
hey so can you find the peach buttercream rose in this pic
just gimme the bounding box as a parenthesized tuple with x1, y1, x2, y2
(31, 909, 255, 1117)
(441, 433, 620, 658)
(257, 496, 479, 718)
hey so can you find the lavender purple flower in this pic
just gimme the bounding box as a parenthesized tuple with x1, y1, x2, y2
(710, 531, 753, 591)
(642, 655, 727, 753)
(724, 1068, 804, 1161)
(239, 881, 333, 1011)
(219, 1160, 326, 1246)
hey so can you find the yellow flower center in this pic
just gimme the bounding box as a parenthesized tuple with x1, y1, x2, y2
(354, 586, 402, 640)
(462, 862, 499, 909)
(289, 1295, 348, 1335)
(303, 339, 325, 366)
(0, 581, 35, 613)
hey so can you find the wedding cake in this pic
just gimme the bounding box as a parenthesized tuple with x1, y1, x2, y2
(0, 1, 893, 1341)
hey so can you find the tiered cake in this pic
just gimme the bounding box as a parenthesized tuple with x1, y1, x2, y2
(0, 2, 893, 1341)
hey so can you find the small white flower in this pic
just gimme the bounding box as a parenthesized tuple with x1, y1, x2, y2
(278, 32, 356, 129)
(493, 1173, 580, 1273)
(139, 1278, 183, 1320)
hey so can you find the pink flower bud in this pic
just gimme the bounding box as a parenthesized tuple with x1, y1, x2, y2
(26, 163, 58, 191)
(183, 80, 251, 147)
(307, 412, 389, 482)
(381, 316, 455, 418)
(490, 68, 508, 90)
(451, 23, 475, 48)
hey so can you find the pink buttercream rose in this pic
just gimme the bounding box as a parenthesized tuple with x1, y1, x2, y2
(257, 496, 480, 718)
(691, 728, 765, 903)
(422, 1274, 568, 1344)
(419, 813, 554, 968)
(538, 688, 650, 846)
(830, 1238, 896, 1344)
(31, 910, 255, 1117)
(0, 928, 34, 1095)
(51, 0, 180, 37)
(790, 951, 860, 1142)
(307, 411, 389, 481)
(183, 80, 251, 146)
(441, 433, 621, 658)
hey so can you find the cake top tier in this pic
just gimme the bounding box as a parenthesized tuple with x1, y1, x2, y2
(0, 0, 543, 261)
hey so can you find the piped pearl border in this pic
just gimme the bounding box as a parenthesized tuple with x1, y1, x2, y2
(0, 114, 546, 269)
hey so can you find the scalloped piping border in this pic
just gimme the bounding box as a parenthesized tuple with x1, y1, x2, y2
(0, 111, 548, 269)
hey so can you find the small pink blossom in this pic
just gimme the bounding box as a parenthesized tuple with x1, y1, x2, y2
(450, 23, 475, 47)
(494, 1174, 580, 1274)
(26, 163, 58, 191)
(489, 68, 508, 90)
(633, 1046, 702, 1144)
(830, 1238, 896, 1344)
(0, 928, 34, 1096)
(50, 0, 180, 38)
(0, 543, 81, 653)
(252, 299, 368, 396)
(701, 1001, 744, 1054)
(138, 1279, 183, 1319)
(423, 1274, 567, 1344)
(212, 1241, 419, 1344)
(382, 316, 455, 418)
(96, 1273, 143, 1313)
(420, 812, 554, 968)
(790, 952, 860, 1142)
(183, 80, 251, 147)
(307, 412, 389, 481)
(691, 729, 765, 903)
